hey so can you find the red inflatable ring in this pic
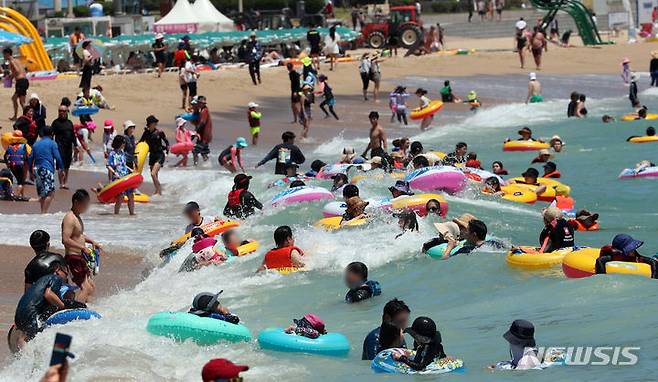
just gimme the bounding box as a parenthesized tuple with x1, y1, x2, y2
(97, 173, 144, 203)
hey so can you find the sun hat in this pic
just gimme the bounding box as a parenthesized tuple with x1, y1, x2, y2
(248, 101, 259, 108)
(236, 137, 248, 148)
(622, 57, 630, 64)
(146, 115, 159, 125)
(550, 135, 562, 144)
(103, 119, 114, 129)
(518, 127, 532, 135)
(388, 180, 413, 195)
(521, 167, 539, 178)
(29, 93, 39, 101)
(434, 221, 460, 240)
(503, 319, 536, 347)
(542, 206, 563, 222)
(202, 358, 249, 381)
(515, 20, 527, 30)
(453, 213, 477, 229)
(123, 120, 136, 129)
(176, 117, 187, 127)
(631, 72, 639, 82)
(538, 148, 552, 157)
(612, 234, 643, 255)
(404, 316, 440, 344)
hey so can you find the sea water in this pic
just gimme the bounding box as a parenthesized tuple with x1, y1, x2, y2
(1, 83, 658, 381)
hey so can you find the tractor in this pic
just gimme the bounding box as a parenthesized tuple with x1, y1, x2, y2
(361, 5, 424, 50)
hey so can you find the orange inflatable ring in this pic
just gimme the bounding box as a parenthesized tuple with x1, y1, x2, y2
(97, 173, 144, 204)
(502, 140, 550, 152)
(410, 100, 444, 121)
(171, 219, 240, 246)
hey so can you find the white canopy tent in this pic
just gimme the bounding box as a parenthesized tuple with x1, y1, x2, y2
(191, 0, 234, 32)
(154, 0, 234, 33)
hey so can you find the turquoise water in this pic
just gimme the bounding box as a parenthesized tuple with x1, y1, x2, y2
(1, 86, 658, 381)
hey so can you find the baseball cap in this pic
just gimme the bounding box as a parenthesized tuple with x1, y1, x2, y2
(202, 358, 249, 381)
(404, 316, 440, 344)
(236, 137, 248, 148)
(155, 33, 164, 40)
(29, 93, 39, 101)
(146, 115, 159, 125)
(529, 72, 537, 81)
(248, 101, 259, 108)
(234, 173, 252, 185)
(311, 159, 327, 172)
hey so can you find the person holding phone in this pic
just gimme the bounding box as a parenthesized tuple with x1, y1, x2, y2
(13, 265, 68, 348)
(42, 332, 74, 382)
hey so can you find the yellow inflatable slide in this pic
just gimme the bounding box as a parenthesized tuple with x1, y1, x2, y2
(0, 7, 53, 72)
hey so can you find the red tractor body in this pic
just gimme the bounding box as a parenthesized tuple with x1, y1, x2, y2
(361, 6, 424, 49)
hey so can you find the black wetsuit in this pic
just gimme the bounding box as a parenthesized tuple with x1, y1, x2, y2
(14, 274, 63, 339)
(24, 252, 66, 287)
(345, 280, 380, 303)
(139, 128, 169, 167)
(223, 188, 263, 219)
(51, 117, 76, 170)
(539, 218, 574, 252)
(629, 82, 639, 107)
(398, 336, 447, 371)
(567, 100, 578, 117)
(257, 143, 305, 175)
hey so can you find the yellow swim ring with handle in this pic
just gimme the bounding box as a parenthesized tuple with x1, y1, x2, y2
(315, 216, 368, 231)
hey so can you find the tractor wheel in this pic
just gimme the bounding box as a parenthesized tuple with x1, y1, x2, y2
(367, 31, 386, 49)
(399, 24, 423, 49)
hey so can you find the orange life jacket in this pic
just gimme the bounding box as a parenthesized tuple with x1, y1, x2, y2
(569, 219, 600, 231)
(263, 246, 304, 269)
(544, 170, 561, 178)
(227, 188, 244, 207)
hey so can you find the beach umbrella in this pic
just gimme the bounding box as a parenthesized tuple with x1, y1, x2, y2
(75, 38, 106, 60)
(0, 30, 32, 46)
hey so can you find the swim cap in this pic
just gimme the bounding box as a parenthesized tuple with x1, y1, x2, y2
(29, 230, 50, 252)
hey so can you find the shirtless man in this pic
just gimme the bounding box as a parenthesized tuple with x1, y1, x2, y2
(61, 189, 99, 296)
(526, 72, 543, 103)
(530, 27, 547, 70)
(4, 48, 29, 121)
(69, 26, 85, 67)
(361, 111, 388, 160)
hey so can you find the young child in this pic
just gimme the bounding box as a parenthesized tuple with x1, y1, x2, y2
(466, 90, 481, 111)
(247, 102, 262, 145)
(102, 119, 116, 159)
(188, 290, 240, 324)
(395, 210, 419, 239)
(299, 86, 314, 139)
(285, 313, 327, 339)
(317, 75, 339, 120)
(415, 88, 432, 131)
(465, 152, 482, 169)
(341, 185, 368, 223)
(393, 316, 447, 371)
(192, 236, 228, 267)
(218, 137, 248, 173)
(221, 229, 252, 257)
(106, 135, 135, 215)
(344, 262, 381, 303)
(174, 117, 195, 167)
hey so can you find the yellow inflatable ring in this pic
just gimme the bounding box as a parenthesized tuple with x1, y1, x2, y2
(502, 140, 549, 152)
(498, 185, 538, 204)
(429, 151, 447, 160)
(621, 113, 658, 121)
(171, 220, 240, 246)
(390, 193, 448, 217)
(511, 177, 570, 196)
(410, 100, 444, 121)
(134, 142, 150, 173)
(509, 182, 557, 201)
(506, 246, 575, 269)
(562, 248, 652, 278)
(124, 192, 150, 203)
(628, 136, 658, 143)
(237, 240, 259, 256)
(314, 216, 368, 231)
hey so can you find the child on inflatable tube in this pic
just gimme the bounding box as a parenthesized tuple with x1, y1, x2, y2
(189, 290, 240, 324)
(285, 313, 327, 339)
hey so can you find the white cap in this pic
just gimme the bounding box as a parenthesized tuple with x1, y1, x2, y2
(529, 72, 537, 80)
(155, 33, 164, 40)
(515, 20, 527, 30)
(248, 102, 259, 108)
(123, 120, 136, 129)
(29, 93, 39, 101)
(176, 117, 187, 127)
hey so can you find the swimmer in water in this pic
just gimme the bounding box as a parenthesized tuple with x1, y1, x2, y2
(285, 313, 327, 339)
(218, 137, 248, 173)
(189, 290, 240, 324)
(331, 173, 349, 193)
(489, 319, 541, 370)
(465, 90, 480, 111)
(549, 135, 563, 152)
(395, 210, 419, 238)
(601, 115, 615, 123)
(221, 229, 252, 257)
(505, 126, 536, 142)
(392, 316, 447, 371)
(258, 225, 305, 272)
(388, 180, 414, 198)
(510, 168, 547, 196)
(344, 262, 381, 303)
(492, 161, 509, 175)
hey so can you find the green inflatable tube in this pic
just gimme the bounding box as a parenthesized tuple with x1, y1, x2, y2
(146, 312, 252, 345)
(425, 242, 464, 259)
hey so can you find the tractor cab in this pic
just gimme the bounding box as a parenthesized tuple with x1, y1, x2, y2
(361, 5, 424, 49)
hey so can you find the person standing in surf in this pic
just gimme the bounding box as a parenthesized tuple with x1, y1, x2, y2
(525, 72, 543, 103)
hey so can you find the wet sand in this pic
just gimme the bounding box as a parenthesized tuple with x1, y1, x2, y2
(0, 244, 146, 364)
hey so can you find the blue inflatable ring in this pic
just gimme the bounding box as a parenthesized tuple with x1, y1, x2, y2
(258, 327, 350, 356)
(45, 308, 102, 326)
(71, 105, 100, 117)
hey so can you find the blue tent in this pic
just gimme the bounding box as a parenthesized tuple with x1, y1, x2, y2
(0, 30, 32, 46)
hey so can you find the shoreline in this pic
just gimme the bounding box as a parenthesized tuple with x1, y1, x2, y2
(0, 244, 147, 365)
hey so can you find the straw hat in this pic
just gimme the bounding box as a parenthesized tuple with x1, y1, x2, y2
(453, 213, 477, 229)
